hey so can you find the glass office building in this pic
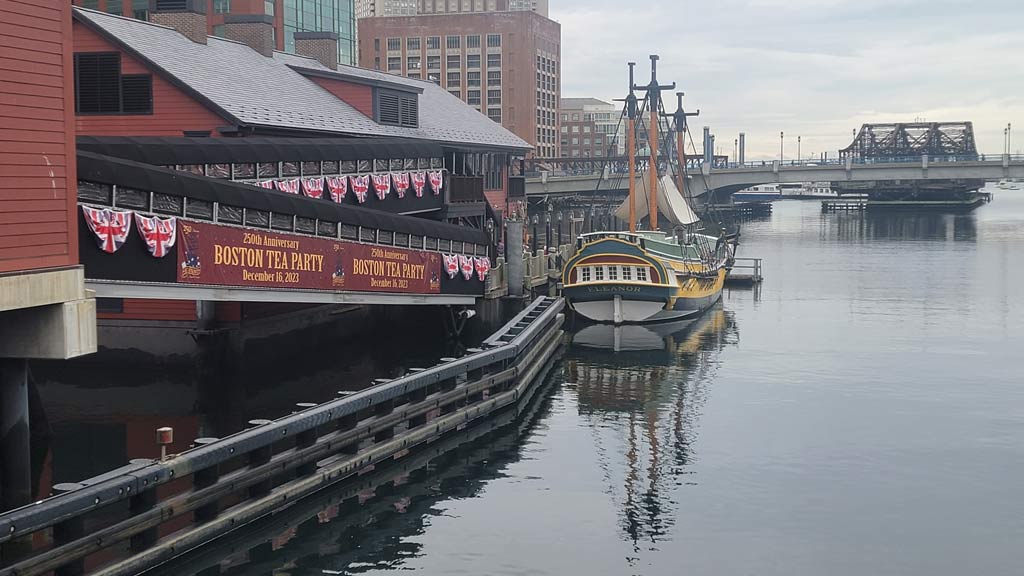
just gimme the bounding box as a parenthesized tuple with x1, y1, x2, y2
(283, 0, 356, 66)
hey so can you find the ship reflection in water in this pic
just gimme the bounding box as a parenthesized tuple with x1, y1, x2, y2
(566, 307, 738, 555)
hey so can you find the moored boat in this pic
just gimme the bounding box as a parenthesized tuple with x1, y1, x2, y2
(561, 56, 733, 324)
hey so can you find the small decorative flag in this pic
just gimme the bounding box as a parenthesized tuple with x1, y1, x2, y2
(134, 213, 177, 258)
(350, 175, 370, 203)
(371, 173, 392, 200)
(392, 172, 410, 199)
(428, 171, 443, 196)
(256, 180, 275, 189)
(411, 172, 427, 197)
(443, 253, 458, 279)
(474, 256, 490, 281)
(275, 178, 300, 194)
(458, 254, 473, 280)
(326, 176, 348, 202)
(82, 206, 132, 254)
(301, 177, 324, 199)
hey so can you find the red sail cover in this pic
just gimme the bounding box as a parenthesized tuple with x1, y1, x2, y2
(301, 177, 324, 199)
(350, 175, 370, 203)
(443, 253, 458, 278)
(428, 171, 443, 195)
(371, 173, 392, 200)
(411, 172, 427, 197)
(392, 172, 410, 199)
(82, 206, 132, 254)
(134, 213, 177, 258)
(275, 179, 300, 194)
(458, 254, 473, 280)
(326, 176, 348, 202)
(474, 256, 490, 281)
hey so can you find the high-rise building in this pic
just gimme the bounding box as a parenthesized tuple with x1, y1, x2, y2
(70, 0, 358, 66)
(358, 11, 560, 157)
(416, 0, 548, 17)
(355, 0, 418, 18)
(559, 98, 625, 157)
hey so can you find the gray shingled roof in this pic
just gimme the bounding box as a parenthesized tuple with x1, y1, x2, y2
(73, 7, 531, 151)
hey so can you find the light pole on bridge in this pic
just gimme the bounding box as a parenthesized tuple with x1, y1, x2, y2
(797, 136, 801, 162)
(780, 131, 784, 163)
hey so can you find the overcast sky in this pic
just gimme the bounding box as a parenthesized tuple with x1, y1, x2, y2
(551, 0, 1023, 160)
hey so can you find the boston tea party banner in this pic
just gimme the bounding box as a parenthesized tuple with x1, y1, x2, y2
(178, 221, 441, 294)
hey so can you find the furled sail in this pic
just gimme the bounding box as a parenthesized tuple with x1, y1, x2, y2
(614, 173, 700, 226)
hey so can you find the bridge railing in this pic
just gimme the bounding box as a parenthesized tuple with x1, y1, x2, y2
(0, 297, 565, 576)
(527, 153, 1024, 179)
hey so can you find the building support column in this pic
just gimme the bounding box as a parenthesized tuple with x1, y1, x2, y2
(0, 359, 30, 512)
(506, 221, 524, 298)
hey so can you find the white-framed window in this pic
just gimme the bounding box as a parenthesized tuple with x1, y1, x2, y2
(594, 266, 605, 281)
(608, 265, 618, 280)
(636, 266, 648, 282)
(580, 267, 591, 282)
(622, 266, 632, 281)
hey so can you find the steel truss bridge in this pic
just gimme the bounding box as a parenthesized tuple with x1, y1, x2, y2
(526, 123, 1023, 201)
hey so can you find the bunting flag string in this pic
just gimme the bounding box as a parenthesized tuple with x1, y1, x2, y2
(411, 172, 427, 198)
(392, 172, 410, 199)
(443, 253, 458, 279)
(134, 213, 177, 258)
(474, 256, 490, 281)
(326, 176, 348, 202)
(428, 171, 443, 196)
(350, 175, 370, 203)
(275, 178, 300, 194)
(371, 173, 392, 200)
(256, 180, 275, 189)
(82, 206, 132, 254)
(301, 177, 324, 199)
(457, 254, 474, 280)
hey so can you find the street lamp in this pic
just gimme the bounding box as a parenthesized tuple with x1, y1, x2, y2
(797, 136, 801, 162)
(779, 131, 784, 163)
(1009, 123, 1013, 156)
(734, 138, 739, 165)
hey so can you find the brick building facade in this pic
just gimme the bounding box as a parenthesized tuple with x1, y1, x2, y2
(357, 11, 560, 157)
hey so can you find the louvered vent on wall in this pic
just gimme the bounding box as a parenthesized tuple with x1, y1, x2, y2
(376, 89, 418, 128)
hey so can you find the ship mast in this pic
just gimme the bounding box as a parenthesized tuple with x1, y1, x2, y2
(626, 62, 638, 233)
(670, 92, 700, 208)
(636, 55, 675, 231)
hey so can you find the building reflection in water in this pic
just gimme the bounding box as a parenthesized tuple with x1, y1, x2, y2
(565, 306, 738, 556)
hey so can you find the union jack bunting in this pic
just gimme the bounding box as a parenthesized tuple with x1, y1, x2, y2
(371, 173, 391, 200)
(275, 178, 300, 194)
(474, 256, 491, 281)
(428, 171, 443, 195)
(392, 172, 410, 199)
(443, 253, 459, 279)
(134, 213, 177, 258)
(458, 254, 474, 281)
(301, 177, 324, 199)
(411, 172, 427, 197)
(326, 176, 348, 202)
(82, 206, 132, 254)
(255, 180, 275, 189)
(350, 175, 370, 203)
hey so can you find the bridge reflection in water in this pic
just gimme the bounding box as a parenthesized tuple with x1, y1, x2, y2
(138, 308, 736, 575)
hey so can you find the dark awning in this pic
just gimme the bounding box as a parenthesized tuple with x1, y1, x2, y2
(77, 151, 487, 244)
(76, 136, 445, 166)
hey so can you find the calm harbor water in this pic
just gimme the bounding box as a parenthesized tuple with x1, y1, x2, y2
(40, 190, 1024, 575)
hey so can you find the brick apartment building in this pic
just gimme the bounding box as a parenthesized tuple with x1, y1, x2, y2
(71, 0, 359, 65)
(358, 11, 560, 157)
(559, 98, 625, 158)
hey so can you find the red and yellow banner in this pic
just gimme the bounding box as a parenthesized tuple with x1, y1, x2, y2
(177, 221, 441, 294)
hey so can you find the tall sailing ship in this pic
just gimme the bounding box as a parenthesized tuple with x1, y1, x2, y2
(562, 56, 735, 324)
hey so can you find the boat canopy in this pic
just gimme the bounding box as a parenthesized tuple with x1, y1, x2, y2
(614, 174, 700, 227)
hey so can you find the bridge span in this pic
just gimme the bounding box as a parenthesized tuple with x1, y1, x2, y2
(526, 154, 1024, 200)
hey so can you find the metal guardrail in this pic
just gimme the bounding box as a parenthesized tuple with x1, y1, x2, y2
(0, 297, 565, 576)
